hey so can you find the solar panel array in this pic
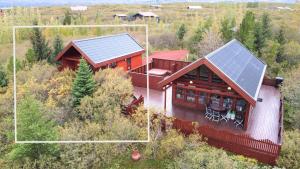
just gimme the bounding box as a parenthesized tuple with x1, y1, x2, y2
(73, 33, 144, 64)
(206, 39, 266, 99)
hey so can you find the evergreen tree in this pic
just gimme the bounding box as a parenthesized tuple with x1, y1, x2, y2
(49, 35, 63, 64)
(254, 22, 264, 57)
(220, 17, 236, 42)
(72, 59, 96, 106)
(30, 20, 52, 61)
(276, 27, 286, 63)
(25, 48, 37, 64)
(176, 24, 187, 42)
(254, 13, 272, 57)
(9, 96, 59, 162)
(261, 13, 272, 39)
(63, 10, 72, 25)
(0, 66, 8, 87)
(238, 11, 256, 51)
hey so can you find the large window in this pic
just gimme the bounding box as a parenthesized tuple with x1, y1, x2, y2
(176, 87, 185, 99)
(212, 73, 223, 83)
(211, 94, 221, 106)
(199, 92, 207, 105)
(199, 66, 209, 81)
(223, 97, 233, 110)
(186, 90, 196, 102)
(236, 99, 247, 112)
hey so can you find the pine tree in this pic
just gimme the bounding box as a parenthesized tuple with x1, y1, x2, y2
(176, 24, 187, 42)
(72, 59, 96, 106)
(261, 13, 272, 39)
(30, 20, 52, 61)
(49, 35, 63, 64)
(238, 11, 256, 51)
(9, 96, 59, 161)
(63, 10, 72, 25)
(220, 17, 236, 42)
(0, 66, 8, 87)
(276, 27, 286, 63)
(254, 13, 272, 57)
(254, 22, 264, 57)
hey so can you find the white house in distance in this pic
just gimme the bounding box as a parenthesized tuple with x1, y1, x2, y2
(187, 6, 203, 10)
(70, 6, 88, 11)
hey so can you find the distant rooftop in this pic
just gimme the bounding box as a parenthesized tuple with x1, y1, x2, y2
(143, 50, 188, 64)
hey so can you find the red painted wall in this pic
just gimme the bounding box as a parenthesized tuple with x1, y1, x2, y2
(131, 54, 142, 70)
(117, 60, 127, 71)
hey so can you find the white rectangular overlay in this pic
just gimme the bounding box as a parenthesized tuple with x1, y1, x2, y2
(13, 24, 150, 143)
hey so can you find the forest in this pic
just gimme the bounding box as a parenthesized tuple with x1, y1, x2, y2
(0, 2, 300, 169)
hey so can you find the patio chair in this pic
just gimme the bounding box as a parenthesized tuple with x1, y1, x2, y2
(234, 113, 243, 128)
(220, 111, 229, 122)
(211, 111, 220, 122)
(234, 119, 243, 128)
(205, 107, 213, 120)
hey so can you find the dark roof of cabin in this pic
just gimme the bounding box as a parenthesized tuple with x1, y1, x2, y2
(205, 39, 266, 100)
(72, 33, 144, 64)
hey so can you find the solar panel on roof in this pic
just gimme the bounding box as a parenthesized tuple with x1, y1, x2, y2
(73, 33, 144, 64)
(206, 39, 266, 99)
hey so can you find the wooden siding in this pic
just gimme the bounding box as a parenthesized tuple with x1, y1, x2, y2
(129, 58, 190, 89)
(131, 54, 143, 70)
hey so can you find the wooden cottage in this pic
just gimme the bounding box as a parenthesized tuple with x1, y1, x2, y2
(131, 39, 283, 164)
(158, 40, 268, 130)
(130, 12, 160, 22)
(55, 33, 145, 71)
(113, 14, 128, 20)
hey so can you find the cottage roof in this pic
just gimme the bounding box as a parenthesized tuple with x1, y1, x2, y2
(55, 33, 144, 66)
(143, 50, 188, 64)
(137, 12, 158, 17)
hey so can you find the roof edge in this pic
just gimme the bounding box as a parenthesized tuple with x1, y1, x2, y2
(72, 33, 131, 43)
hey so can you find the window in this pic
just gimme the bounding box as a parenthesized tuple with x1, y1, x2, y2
(186, 90, 195, 102)
(199, 92, 207, 105)
(176, 87, 184, 99)
(183, 69, 197, 80)
(211, 94, 221, 105)
(236, 99, 247, 112)
(212, 73, 223, 83)
(223, 97, 233, 110)
(127, 58, 131, 70)
(110, 62, 117, 68)
(199, 66, 209, 81)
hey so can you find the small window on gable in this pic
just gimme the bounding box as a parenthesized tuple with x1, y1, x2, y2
(199, 66, 209, 81)
(212, 73, 223, 83)
(183, 69, 197, 80)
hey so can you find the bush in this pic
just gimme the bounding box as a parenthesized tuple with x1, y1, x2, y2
(278, 130, 300, 169)
(149, 33, 179, 50)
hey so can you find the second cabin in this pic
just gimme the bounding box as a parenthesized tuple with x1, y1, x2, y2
(55, 33, 145, 71)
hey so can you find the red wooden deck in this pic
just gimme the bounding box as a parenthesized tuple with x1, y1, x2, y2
(134, 84, 282, 164)
(134, 85, 281, 144)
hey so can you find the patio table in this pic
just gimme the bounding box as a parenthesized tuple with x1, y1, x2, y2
(210, 104, 226, 112)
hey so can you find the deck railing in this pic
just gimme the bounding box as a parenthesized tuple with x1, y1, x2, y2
(172, 117, 282, 165)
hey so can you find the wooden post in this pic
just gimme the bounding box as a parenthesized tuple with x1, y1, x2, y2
(164, 86, 167, 111)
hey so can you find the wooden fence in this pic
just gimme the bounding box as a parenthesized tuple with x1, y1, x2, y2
(172, 115, 282, 165)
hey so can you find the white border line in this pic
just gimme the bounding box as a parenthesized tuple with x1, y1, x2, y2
(13, 24, 150, 144)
